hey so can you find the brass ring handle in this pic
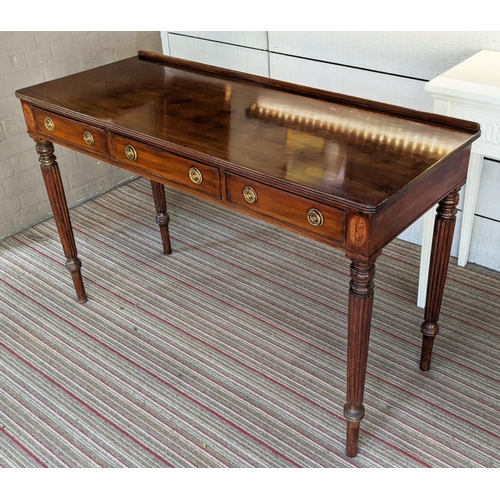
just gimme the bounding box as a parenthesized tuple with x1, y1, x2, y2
(44, 117, 55, 132)
(83, 130, 95, 146)
(243, 186, 257, 204)
(125, 144, 137, 161)
(307, 208, 324, 227)
(188, 166, 203, 185)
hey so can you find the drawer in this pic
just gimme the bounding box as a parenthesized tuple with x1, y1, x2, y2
(33, 108, 109, 157)
(226, 173, 346, 242)
(110, 133, 221, 199)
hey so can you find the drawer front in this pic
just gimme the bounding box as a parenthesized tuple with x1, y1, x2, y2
(226, 173, 346, 242)
(110, 134, 221, 199)
(33, 108, 109, 156)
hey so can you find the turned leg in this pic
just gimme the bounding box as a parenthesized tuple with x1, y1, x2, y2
(36, 140, 87, 303)
(420, 189, 459, 371)
(344, 258, 376, 457)
(150, 180, 172, 255)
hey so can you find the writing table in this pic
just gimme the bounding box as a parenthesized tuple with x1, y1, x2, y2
(15, 51, 480, 458)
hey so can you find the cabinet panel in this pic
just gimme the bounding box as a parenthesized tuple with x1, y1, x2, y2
(468, 213, 500, 271)
(475, 159, 500, 220)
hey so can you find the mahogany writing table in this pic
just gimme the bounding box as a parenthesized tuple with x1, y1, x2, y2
(15, 51, 480, 458)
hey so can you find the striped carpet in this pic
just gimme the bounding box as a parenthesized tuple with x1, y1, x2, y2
(0, 177, 499, 468)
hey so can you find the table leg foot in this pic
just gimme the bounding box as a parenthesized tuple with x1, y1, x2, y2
(37, 140, 87, 304)
(66, 257, 87, 304)
(150, 180, 172, 255)
(344, 404, 365, 457)
(344, 257, 376, 457)
(420, 189, 459, 371)
(420, 323, 438, 371)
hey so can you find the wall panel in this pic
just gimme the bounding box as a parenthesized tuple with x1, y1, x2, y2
(169, 31, 268, 49)
(269, 53, 431, 111)
(166, 33, 269, 76)
(269, 31, 500, 80)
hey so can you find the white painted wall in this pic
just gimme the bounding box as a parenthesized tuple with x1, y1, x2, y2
(160, 31, 500, 272)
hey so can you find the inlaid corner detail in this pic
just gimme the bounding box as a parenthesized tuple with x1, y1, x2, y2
(349, 215, 367, 247)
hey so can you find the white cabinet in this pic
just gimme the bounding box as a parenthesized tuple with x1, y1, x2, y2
(418, 50, 500, 307)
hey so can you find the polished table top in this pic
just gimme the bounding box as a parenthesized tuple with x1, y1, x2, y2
(16, 51, 480, 458)
(17, 51, 477, 212)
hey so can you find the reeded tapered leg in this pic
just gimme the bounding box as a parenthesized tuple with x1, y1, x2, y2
(344, 258, 376, 457)
(36, 140, 87, 303)
(150, 180, 172, 255)
(420, 189, 460, 371)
